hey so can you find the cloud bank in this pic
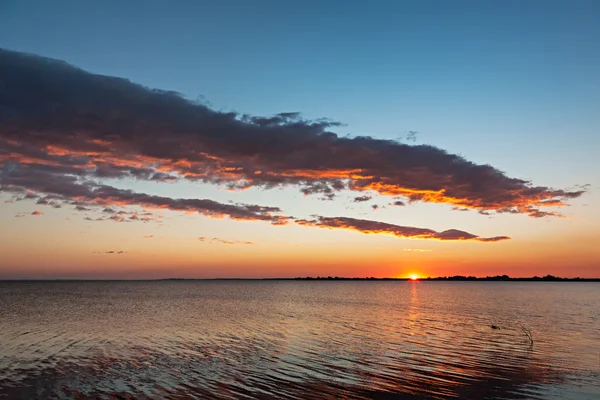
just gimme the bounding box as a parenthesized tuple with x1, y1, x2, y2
(0, 49, 583, 219)
(0, 160, 505, 241)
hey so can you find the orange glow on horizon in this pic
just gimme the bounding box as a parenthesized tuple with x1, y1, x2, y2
(409, 274, 419, 281)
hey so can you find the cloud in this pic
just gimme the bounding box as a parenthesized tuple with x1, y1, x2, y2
(294, 216, 511, 242)
(198, 237, 255, 245)
(103, 250, 126, 255)
(143, 235, 154, 239)
(15, 210, 44, 217)
(0, 49, 584, 217)
(0, 163, 289, 225)
(4, 162, 510, 242)
(390, 200, 405, 207)
(353, 195, 372, 203)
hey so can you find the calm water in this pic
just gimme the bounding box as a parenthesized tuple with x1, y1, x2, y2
(0, 281, 598, 400)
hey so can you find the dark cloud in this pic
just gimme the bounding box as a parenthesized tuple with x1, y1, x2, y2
(103, 250, 126, 255)
(0, 163, 289, 225)
(295, 216, 510, 242)
(109, 214, 127, 223)
(17, 193, 38, 201)
(453, 207, 470, 212)
(353, 195, 372, 203)
(390, 200, 405, 207)
(0, 49, 583, 216)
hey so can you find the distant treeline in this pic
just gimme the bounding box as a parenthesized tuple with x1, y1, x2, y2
(288, 275, 600, 282)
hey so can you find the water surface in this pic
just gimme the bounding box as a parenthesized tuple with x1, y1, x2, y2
(1, 281, 598, 399)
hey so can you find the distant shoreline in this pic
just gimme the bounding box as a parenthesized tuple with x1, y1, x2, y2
(3, 275, 599, 282)
(182, 275, 600, 282)
(284, 275, 600, 282)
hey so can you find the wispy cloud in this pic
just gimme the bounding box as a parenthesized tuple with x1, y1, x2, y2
(295, 216, 510, 242)
(0, 164, 289, 225)
(198, 237, 256, 245)
(14, 208, 52, 217)
(353, 195, 372, 203)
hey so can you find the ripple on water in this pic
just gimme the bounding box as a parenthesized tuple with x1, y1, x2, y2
(0, 281, 599, 399)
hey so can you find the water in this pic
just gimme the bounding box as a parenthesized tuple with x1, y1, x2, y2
(0, 281, 598, 399)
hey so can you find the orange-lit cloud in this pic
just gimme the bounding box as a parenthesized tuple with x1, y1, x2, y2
(0, 48, 584, 218)
(1, 161, 511, 242)
(295, 216, 511, 242)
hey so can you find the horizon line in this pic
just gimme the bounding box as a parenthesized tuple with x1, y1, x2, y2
(1, 275, 600, 282)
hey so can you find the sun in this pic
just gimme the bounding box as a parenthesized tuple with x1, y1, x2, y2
(409, 274, 419, 281)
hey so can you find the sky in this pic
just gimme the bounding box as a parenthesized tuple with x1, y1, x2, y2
(0, 0, 599, 279)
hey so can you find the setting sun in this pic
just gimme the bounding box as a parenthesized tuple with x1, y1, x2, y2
(409, 274, 420, 281)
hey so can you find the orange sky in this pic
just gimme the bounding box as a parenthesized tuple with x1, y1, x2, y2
(1, 201, 598, 279)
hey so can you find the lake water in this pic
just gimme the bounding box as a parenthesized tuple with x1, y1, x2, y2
(0, 281, 598, 399)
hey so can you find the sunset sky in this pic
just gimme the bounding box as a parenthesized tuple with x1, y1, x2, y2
(1, 1, 599, 279)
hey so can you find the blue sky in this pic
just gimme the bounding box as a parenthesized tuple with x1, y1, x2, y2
(1, 0, 599, 278)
